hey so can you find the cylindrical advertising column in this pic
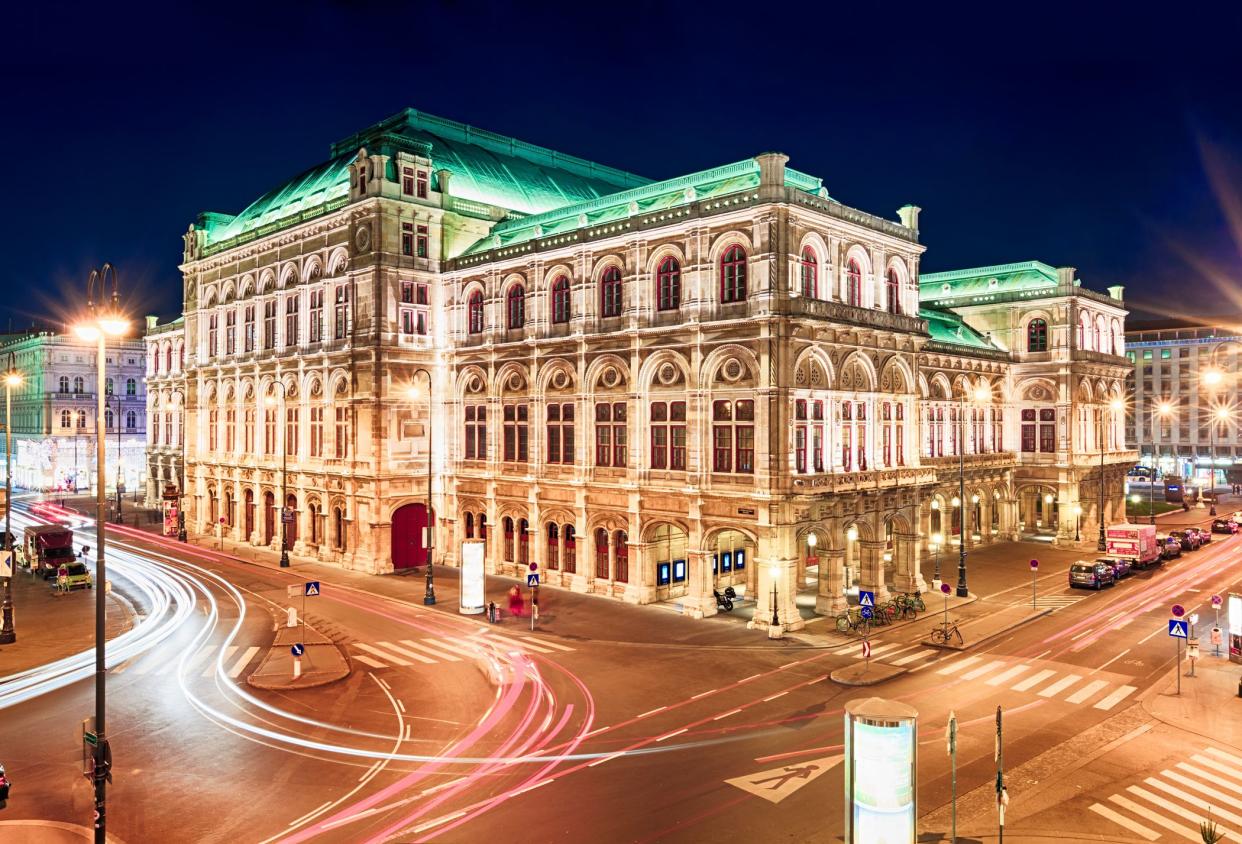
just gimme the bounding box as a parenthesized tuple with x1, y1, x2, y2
(1229, 593, 1242, 664)
(844, 697, 918, 844)
(459, 540, 486, 615)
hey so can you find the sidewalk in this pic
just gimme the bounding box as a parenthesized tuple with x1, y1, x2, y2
(1144, 647, 1242, 753)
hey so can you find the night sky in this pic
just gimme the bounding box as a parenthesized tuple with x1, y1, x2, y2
(5, 2, 1240, 328)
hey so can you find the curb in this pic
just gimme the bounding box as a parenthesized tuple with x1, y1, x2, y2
(828, 662, 908, 686)
(921, 607, 1052, 651)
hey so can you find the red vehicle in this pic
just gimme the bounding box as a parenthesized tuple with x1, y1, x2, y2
(23, 524, 75, 579)
(1104, 524, 1162, 570)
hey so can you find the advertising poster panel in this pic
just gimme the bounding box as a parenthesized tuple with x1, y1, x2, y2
(459, 540, 486, 614)
(845, 698, 917, 844)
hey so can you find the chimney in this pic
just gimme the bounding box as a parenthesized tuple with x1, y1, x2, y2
(1057, 267, 1077, 287)
(754, 152, 789, 189)
(1107, 285, 1125, 301)
(436, 168, 452, 197)
(145, 315, 158, 331)
(897, 204, 921, 230)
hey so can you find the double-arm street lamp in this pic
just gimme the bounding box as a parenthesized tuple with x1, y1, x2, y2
(263, 383, 291, 568)
(955, 385, 991, 598)
(0, 354, 22, 645)
(74, 263, 128, 844)
(407, 369, 436, 605)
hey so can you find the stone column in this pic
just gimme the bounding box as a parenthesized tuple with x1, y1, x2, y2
(682, 549, 717, 619)
(890, 532, 926, 593)
(978, 500, 993, 544)
(858, 539, 890, 603)
(816, 547, 847, 615)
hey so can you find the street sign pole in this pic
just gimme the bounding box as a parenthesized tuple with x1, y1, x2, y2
(996, 705, 1005, 844)
(1177, 636, 1181, 695)
(1030, 559, 1038, 610)
(947, 710, 958, 844)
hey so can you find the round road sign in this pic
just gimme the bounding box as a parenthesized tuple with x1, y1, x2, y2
(528, 562, 538, 572)
(940, 582, 951, 594)
(290, 643, 305, 657)
(1172, 604, 1186, 618)
(1030, 559, 1039, 570)
(1213, 594, 1223, 608)
(860, 606, 873, 620)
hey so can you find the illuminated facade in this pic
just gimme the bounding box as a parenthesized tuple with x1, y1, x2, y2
(142, 316, 185, 511)
(169, 108, 1134, 630)
(0, 331, 147, 495)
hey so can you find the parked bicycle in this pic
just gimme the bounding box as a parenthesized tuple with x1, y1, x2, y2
(930, 620, 963, 645)
(895, 591, 925, 613)
(835, 606, 870, 634)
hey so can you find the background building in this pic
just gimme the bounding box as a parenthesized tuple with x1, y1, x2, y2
(1125, 318, 1242, 489)
(142, 316, 186, 528)
(166, 107, 1135, 630)
(0, 330, 146, 496)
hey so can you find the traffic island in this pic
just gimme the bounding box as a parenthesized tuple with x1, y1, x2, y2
(829, 661, 908, 686)
(921, 604, 1051, 651)
(247, 623, 350, 690)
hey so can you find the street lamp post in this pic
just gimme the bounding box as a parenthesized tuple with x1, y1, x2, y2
(264, 383, 290, 568)
(955, 386, 990, 598)
(1073, 503, 1082, 543)
(408, 370, 435, 605)
(1151, 402, 1172, 525)
(105, 396, 123, 524)
(177, 393, 187, 542)
(74, 263, 127, 844)
(0, 354, 21, 644)
(1097, 399, 1122, 552)
(1204, 370, 1223, 516)
(930, 532, 943, 587)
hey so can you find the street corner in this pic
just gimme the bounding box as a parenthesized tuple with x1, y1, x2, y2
(829, 661, 907, 686)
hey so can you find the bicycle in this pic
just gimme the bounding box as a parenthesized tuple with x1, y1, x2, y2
(835, 607, 869, 635)
(894, 592, 925, 615)
(929, 621, 963, 645)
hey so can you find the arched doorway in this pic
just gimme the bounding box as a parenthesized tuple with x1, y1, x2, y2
(285, 494, 298, 545)
(263, 491, 275, 545)
(712, 529, 753, 592)
(650, 523, 688, 601)
(392, 503, 432, 571)
(244, 488, 255, 539)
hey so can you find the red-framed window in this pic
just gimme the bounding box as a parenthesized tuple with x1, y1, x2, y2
(600, 266, 623, 318)
(950, 407, 960, 456)
(309, 292, 323, 343)
(846, 259, 862, 307)
(794, 399, 808, 473)
(464, 405, 486, 460)
(614, 530, 629, 582)
(650, 401, 687, 470)
(334, 406, 350, 458)
(800, 248, 817, 298)
(547, 523, 559, 570)
(244, 305, 255, 352)
(401, 222, 414, 256)
(518, 519, 530, 565)
(285, 407, 298, 456)
(225, 408, 236, 452)
(546, 403, 575, 464)
(812, 400, 824, 471)
(309, 406, 323, 457)
(1039, 408, 1056, 453)
(886, 268, 901, 314)
(334, 285, 350, 340)
(503, 404, 529, 462)
(225, 310, 236, 355)
(208, 409, 218, 451)
(416, 170, 428, 198)
(720, 245, 747, 303)
(417, 225, 428, 258)
(882, 402, 892, 466)
(507, 285, 526, 329)
(503, 517, 515, 562)
(285, 295, 299, 347)
(856, 402, 867, 471)
(1027, 319, 1048, 352)
(657, 257, 681, 311)
(595, 402, 627, 467)
(402, 166, 414, 195)
(208, 314, 218, 357)
(551, 276, 571, 324)
(468, 291, 484, 334)
(896, 403, 905, 465)
(712, 399, 755, 473)
(564, 525, 576, 574)
(263, 406, 276, 455)
(595, 528, 609, 579)
(244, 408, 255, 453)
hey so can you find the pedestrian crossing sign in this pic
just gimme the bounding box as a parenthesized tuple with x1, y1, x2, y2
(304, 581, 320, 597)
(527, 574, 540, 587)
(1168, 619, 1188, 638)
(859, 590, 875, 608)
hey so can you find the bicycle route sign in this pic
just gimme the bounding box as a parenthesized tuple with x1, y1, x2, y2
(860, 606, 873, 620)
(858, 590, 876, 608)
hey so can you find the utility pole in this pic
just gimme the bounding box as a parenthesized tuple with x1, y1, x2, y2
(996, 705, 1007, 843)
(947, 710, 958, 844)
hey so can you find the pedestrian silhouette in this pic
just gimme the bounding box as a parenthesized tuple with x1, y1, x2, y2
(750, 764, 819, 790)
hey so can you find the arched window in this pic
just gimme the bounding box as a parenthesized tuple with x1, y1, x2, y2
(468, 291, 484, 334)
(600, 266, 623, 318)
(309, 502, 319, 544)
(886, 268, 901, 314)
(126, 410, 136, 430)
(126, 378, 136, 396)
(507, 285, 526, 329)
(333, 506, 346, 551)
(105, 408, 114, 429)
(503, 516, 515, 562)
(546, 522, 560, 569)
(77, 410, 87, 429)
(477, 513, 487, 540)
(720, 245, 747, 303)
(594, 528, 609, 579)
(551, 276, 571, 324)
(1027, 318, 1048, 352)
(800, 248, 817, 298)
(614, 529, 629, 583)
(1078, 312, 1092, 350)
(165, 345, 172, 371)
(465, 512, 474, 539)
(73, 376, 84, 394)
(656, 257, 681, 311)
(105, 377, 114, 395)
(59, 376, 69, 393)
(1095, 315, 1108, 355)
(564, 525, 576, 574)
(846, 260, 862, 307)
(60, 409, 70, 428)
(518, 518, 529, 565)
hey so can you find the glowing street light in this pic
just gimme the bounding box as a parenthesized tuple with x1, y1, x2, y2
(408, 372, 436, 605)
(1210, 405, 1232, 516)
(0, 355, 21, 645)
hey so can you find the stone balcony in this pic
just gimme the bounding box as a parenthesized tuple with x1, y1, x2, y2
(789, 465, 938, 494)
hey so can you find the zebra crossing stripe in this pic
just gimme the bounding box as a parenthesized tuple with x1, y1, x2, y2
(374, 641, 437, 664)
(355, 643, 412, 666)
(962, 660, 1007, 681)
(1205, 747, 1242, 771)
(227, 646, 260, 678)
(1128, 784, 1214, 826)
(1106, 794, 1202, 842)
(1177, 763, 1242, 798)
(1038, 674, 1081, 698)
(353, 654, 386, 669)
(399, 639, 462, 662)
(985, 665, 1030, 687)
(1191, 752, 1242, 784)
(1161, 770, 1242, 814)
(1144, 777, 1242, 826)
(1011, 669, 1056, 692)
(520, 636, 575, 653)
(205, 646, 238, 678)
(1093, 685, 1136, 711)
(891, 649, 935, 666)
(181, 647, 213, 676)
(480, 632, 557, 654)
(424, 638, 486, 659)
(1088, 803, 1159, 841)
(936, 656, 982, 676)
(1065, 679, 1110, 705)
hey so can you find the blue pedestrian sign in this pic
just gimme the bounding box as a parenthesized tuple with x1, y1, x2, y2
(304, 581, 320, 597)
(527, 573, 540, 587)
(1168, 619, 1189, 639)
(291, 643, 305, 657)
(858, 590, 876, 608)
(860, 606, 873, 620)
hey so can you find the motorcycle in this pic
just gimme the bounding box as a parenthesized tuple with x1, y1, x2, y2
(713, 586, 737, 612)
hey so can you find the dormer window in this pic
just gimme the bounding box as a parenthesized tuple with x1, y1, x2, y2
(417, 170, 428, 198)
(402, 167, 415, 195)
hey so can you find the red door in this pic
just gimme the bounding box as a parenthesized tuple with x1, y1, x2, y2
(392, 504, 432, 570)
(244, 489, 254, 538)
(263, 492, 275, 545)
(285, 494, 298, 545)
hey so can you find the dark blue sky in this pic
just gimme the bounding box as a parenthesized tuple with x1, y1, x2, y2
(5, 1, 1240, 326)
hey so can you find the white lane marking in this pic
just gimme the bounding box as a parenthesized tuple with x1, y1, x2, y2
(690, 688, 718, 700)
(1144, 778, 1242, 826)
(205, 645, 238, 677)
(588, 752, 623, 768)
(656, 728, 688, 742)
(1065, 679, 1111, 705)
(1070, 627, 1096, 641)
(739, 673, 761, 683)
(422, 638, 484, 659)
(1093, 649, 1131, 674)
(986, 665, 1030, 687)
(227, 646, 261, 678)
(354, 643, 411, 666)
(639, 706, 667, 718)
(522, 635, 576, 652)
(1177, 762, 1242, 797)
(937, 656, 982, 676)
(713, 708, 743, 721)
(412, 810, 467, 835)
(479, 632, 556, 653)
(857, 642, 905, 659)
(1088, 803, 1159, 841)
(962, 660, 1007, 681)
(1192, 752, 1242, 783)
(892, 649, 936, 666)
(1107, 793, 1202, 842)
(288, 801, 334, 828)
(1128, 784, 1215, 825)
(1012, 669, 1056, 692)
(352, 654, 385, 668)
(763, 691, 788, 703)
(1139, 626, 1166, 645)
(373, 641, 437, 664)
(1093, 685, 1137, 711)
(1038, 674, 1082, 698)
(398, 639, 460, 662)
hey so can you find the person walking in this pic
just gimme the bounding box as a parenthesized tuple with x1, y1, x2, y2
(508, 585, 525, 618)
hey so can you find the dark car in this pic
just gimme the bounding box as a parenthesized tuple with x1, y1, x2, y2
(1099, 556, 1132, 579)
(1158, 535, 1183, 559)
(1069, 561, 1116, 590)
(1211, 519, 1237, 534)
(1170, 530, 1200, 551)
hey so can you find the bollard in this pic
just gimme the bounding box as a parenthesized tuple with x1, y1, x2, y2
(293, 657, 302, 680)
(286, 606, 297, 628)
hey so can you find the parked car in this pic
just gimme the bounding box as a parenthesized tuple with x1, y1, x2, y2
(1192, 527, 1212, 544)
(1098, 556, 1132, 579)
(1069, 561, 1117, 590)
(57, 561, 93, 591)
(1211, 519, 1237, 534)
(1169, 530, 1200, 551)
(1157, 535, 1182, 559)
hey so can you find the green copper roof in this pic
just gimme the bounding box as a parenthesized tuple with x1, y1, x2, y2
(200, 109, 652, 250)
(920, 307, 995, 350)
(460, 159, 827, 256)
(918, 260, 1071, 302)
